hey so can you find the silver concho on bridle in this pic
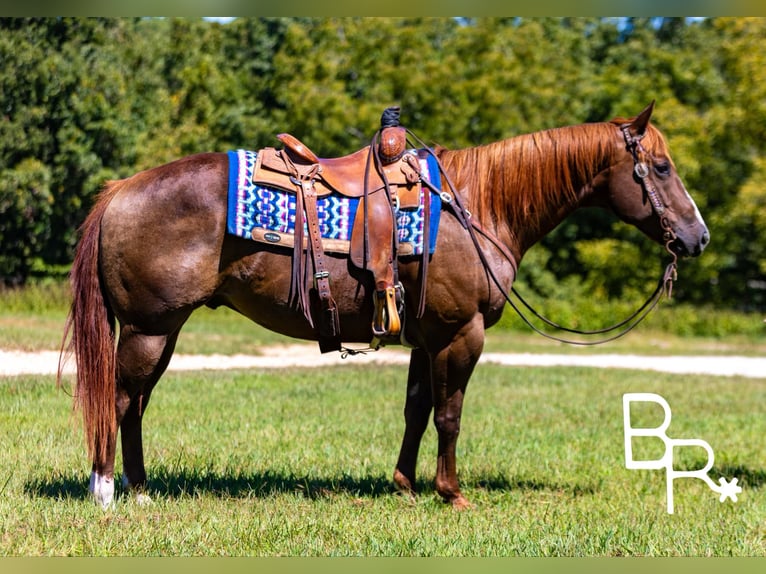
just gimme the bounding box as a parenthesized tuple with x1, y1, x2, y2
(634, 161, 650, 179)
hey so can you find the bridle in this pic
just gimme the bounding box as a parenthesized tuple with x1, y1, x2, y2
(414, 124, 681, 346)
(620, 123, 679, 295)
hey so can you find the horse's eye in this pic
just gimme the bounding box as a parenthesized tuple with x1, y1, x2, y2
(654, 162, 671, 177)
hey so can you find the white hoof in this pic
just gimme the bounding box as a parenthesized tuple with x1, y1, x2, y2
(89, 472, 115, 509)
(122, 474, 153, 506)
(134, 492, 153, 506)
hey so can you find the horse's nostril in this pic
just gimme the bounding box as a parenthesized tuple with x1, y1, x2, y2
(701, 230, 710, 247)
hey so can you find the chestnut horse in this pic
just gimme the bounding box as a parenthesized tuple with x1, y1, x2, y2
(60, 103, 709, 509)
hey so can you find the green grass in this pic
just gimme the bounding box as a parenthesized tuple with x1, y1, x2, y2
(1, 364, 764, 556)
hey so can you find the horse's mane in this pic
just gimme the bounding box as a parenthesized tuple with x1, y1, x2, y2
(436, 118, 670, 235)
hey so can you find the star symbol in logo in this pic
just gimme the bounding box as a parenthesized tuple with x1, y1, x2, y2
(717, 477, 742, 502)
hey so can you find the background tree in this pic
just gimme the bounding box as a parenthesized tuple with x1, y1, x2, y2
(1, 16, 764, 315)
(1, 18, 141, 280)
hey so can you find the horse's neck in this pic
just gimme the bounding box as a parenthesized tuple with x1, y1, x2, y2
(441, 127, 610, 260)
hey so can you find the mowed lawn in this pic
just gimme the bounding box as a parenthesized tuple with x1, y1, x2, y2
(1, 359, 764, 556)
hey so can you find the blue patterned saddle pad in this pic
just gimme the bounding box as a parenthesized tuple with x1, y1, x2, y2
(226, 149, 442, 256)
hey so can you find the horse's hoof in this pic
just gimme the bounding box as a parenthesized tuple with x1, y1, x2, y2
(89, 472, 115, 509)
(91, 492, 115, 510)
(122, 474, 152, 506)
(393, 469, 416, 496)
(450, 495, 473, 511)
(133, 492, 153, 506)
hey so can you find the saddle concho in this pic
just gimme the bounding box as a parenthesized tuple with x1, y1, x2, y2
(226, 149, 442, 257)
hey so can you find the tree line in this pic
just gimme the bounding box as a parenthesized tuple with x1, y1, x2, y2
(1, 17, 764, 312)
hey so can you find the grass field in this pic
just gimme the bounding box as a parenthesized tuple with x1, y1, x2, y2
(1, 362, 764, 556)
(1, 283, 764, 556)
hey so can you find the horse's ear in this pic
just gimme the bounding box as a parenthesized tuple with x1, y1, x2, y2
(630, 100, 655, 137)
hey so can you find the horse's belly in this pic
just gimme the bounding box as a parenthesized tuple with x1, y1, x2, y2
(214, 250, 379, 344)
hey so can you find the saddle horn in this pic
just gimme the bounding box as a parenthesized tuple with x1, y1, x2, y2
(378, 106, 406, 165)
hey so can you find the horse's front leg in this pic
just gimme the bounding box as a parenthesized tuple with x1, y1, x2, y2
(393, 347, 433, 496)
(430, 316, 485, 509)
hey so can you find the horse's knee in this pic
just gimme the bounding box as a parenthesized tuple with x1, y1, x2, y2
(433, 410, 461, 437)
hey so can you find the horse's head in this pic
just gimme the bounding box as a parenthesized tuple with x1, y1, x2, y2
(604, 102, 710, 257)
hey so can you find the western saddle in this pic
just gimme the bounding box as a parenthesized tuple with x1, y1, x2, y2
(251, 107, 431, 353)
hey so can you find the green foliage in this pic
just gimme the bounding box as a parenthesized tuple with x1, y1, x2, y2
(1, 17, 765, 314)
(0, 281, 69, 314)
(0, 158, 52, 283)
(0, 18, 146, 275)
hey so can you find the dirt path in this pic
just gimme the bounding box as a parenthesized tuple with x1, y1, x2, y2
(2, 345, 765, 379)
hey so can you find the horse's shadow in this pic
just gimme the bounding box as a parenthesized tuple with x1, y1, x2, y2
(716, 464, 766, 489)
(24, 469, 396, 501)
(23, 470, 595, 502)
(25, 464, 766, 502)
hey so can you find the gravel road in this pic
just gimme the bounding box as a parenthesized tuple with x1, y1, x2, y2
(2, 345, 764, 379)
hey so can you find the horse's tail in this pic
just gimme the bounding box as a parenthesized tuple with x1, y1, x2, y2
(59, 181, 122, 463)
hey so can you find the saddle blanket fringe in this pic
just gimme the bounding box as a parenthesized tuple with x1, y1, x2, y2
(226, 149, 442, 256)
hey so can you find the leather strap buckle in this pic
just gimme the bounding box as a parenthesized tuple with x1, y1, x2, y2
(313, 270, 330, 289)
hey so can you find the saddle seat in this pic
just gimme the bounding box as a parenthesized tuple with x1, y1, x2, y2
(269, 133, 420, 199)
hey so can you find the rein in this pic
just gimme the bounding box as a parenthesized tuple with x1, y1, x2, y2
(410, 127, 680, 346)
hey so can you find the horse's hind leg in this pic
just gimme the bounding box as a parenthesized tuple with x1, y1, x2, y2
(90, 324, 182, 506)
(119, 326, 184, 497)
(393, 347, 433, 496)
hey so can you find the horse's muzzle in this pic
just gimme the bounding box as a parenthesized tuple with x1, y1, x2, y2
(672, 227, 710, 257)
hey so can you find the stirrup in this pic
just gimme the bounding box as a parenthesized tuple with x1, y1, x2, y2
(372, 284, 402, 340)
